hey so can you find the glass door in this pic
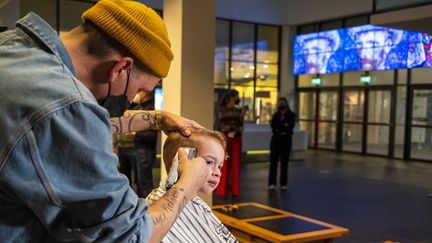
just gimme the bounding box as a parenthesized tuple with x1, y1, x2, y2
(366, 89, 392, 155)
(342, 88, 393, 155)
(317, 90, 338, 149)
(410, 87, 432, 161)
(342, 89, 365, 153)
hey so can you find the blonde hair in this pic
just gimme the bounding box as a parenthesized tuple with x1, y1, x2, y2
(163, 129, 227, 170)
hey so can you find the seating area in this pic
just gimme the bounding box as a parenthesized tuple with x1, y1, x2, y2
(212, 202, 348, 242)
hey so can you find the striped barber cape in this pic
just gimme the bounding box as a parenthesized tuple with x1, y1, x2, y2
(146, 187, 238, 243)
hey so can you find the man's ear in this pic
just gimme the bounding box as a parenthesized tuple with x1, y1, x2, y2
(108, 57, 134, 83)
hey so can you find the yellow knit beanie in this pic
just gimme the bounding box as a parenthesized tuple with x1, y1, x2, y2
(82, 0, 173, 78)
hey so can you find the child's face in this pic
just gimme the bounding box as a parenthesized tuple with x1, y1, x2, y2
(196, 137, 225, 195)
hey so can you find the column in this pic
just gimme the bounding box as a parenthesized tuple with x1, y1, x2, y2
(163, 0, 216, 204)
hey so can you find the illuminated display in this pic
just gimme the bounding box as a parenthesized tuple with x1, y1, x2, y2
(293, 25, 432, 75)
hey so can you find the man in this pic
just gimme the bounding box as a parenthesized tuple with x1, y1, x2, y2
(348, 25, 404, 71)
(0, 0, 208, 242)
(295, 30, 341, 74)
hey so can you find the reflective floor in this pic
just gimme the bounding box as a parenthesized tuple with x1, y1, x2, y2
(213, 150, 432, 243)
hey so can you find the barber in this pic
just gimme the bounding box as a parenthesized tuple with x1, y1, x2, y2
(0, 0, 208, 242)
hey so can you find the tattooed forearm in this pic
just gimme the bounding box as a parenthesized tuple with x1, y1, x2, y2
(111, 110, 157, 135)
(152, 211, 167, 226)
(127, 111, 156, 132)
(141, 111, 157, 129)
(110, 117, 122, 135)
(151, 187, 186, 226)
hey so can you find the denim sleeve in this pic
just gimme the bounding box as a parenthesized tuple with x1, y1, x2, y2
(4, 101, 152, 242)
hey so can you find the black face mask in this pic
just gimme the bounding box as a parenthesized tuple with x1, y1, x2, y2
(235, 98, 240, 105)
(278, 104, 288, 112)
(97, 70, 131, 117)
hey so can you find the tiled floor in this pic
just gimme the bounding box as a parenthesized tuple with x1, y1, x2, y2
(212, 150, 432, 243)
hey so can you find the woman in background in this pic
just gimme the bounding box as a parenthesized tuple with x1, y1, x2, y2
(216, 89, 245, 200)
(268, 97, 296, 190)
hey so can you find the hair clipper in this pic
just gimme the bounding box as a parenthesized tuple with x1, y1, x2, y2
(165, 147, 197, 189)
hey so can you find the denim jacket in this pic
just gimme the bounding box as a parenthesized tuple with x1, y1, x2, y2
(0, 13, 151, 242)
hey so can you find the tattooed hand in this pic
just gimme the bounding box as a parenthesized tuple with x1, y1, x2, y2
(176, 148, 208, 196)
(160, 110, 203, 137)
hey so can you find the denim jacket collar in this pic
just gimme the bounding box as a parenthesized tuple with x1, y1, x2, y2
(16, 12, 75, 76)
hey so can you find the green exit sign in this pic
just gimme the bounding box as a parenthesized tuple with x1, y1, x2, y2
(360, 75, 372, 84)
(311, 77, 321, 86)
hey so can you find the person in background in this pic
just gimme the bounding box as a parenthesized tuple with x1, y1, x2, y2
(0, 0, 208, 242)
(216, 89, 246, 200)
(147, 129, 238, 242)
(115, 90, 158, 198)
(268, 97, 296, 190)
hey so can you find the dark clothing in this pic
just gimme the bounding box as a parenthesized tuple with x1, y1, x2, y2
(271, 111, 296, 136)
(118, 100, 157, 198)
(268, 110, 296, 187)
(118, 146, 155, 198)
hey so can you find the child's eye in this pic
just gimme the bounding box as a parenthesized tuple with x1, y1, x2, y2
(206, 160, 215, 166)
(218, 165, 223, 170)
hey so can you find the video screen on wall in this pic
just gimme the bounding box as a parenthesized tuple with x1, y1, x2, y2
(293, 25, 432, 75)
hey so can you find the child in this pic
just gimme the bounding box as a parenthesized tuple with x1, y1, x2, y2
(146, 129, 238, 242)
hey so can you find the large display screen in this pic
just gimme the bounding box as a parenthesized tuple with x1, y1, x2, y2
(293, 25, 432, 75)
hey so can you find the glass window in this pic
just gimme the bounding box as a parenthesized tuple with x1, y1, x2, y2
(231, 22, 255, 87)
(299, 121, 315, 147)
(257, 25, 279, 64)
(319, 91, 338, 120)
(344, 90, 364, 122)
(231, 84, 255, 121)
(254, 87, 278, 124)
(411, 127, 432, 160)
(256, 25, 279, 88)
(318, 122, 336, 149)
(412, 89, 432, 126)
(411, 68, 432, 84)
(256, 63, 277, 87)
(342, 124, 363, 152)
(215, 20, 230, 86)
(368, 90, 391, 123)
(367, 125, 389, 155)
(214, 20, 280, 124)
(299, 92, 316, 120)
